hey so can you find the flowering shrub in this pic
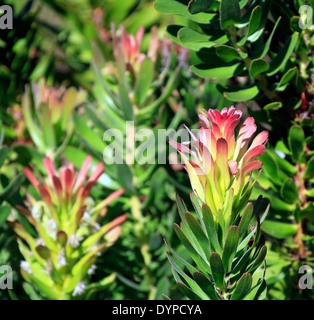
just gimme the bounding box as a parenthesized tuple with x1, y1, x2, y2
(0, 0, 313, 301)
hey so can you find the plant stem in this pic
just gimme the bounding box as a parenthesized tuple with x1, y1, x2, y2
(130, 195, 156, 300)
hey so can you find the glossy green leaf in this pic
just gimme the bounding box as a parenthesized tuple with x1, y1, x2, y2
(185, 211, 210, 259)
(222, 226, 239, 273)
(290, 16, 302, 32)
(259, 150, 281, 185)
(280, 178, 299, 203)
(263, 102, 283, 110)
(276, 67, 298, 91)
(239, 203, 253, 241)
(288, 125, 305, 163)
(247, 245, 267, 273)
(249, 59, 269, 78)
(238, 5, 262, 45)
(261, 220, 298, 239)
(154, 0, 215, 23)
(193, 271, 220, 300)
(254, 17, 281, 59)
(178, 27, 211, 43)
(176, 281, 202, 300)
(167, 253, 208, 299)
(209, 252, 225, 290)
(220, 0, 241, 29)
(304, 156, 314, 180)
(267, 32, 299, 76)
(165, 239, 198, 275)
(167, 26, 221, 50)
(188, 0, 214, 14)
(191, 63, 243, 79)
(223, 85, 259, 102)
(173, 223, 210, 275)
(215, 45, 241, 62)
(247, 6, 262, 36)
(134, 58, 154, 106)
(202, 204, 222, 254)
(231, 273, 252, 300)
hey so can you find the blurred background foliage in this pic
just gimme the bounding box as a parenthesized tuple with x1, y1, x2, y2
(0, 0, 313, 300)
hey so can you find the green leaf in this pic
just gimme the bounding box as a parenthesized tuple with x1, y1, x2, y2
(0, 205, 10, 226)
(290, 16, 302, 33)
(167, 253, 208, 299)
(176, 281, 202, 300)
(215, 45, 241, 62)
(275, 67, 298, 91)
(259, 150, 281, 185)
(0, 146, 9, 167)
(188, 0, 214, 14)
(288, 125, 305, 163)
(154, 0, 215, 23)
(254, 17, 281, 59)
(247, 245, 267, 273)
(134, 58, 154, 107)
(178, 27, 211, 43)
(185, 211, 210, 260)
(119, 85, 134, 121)
(165, 239, 198, 275)
(173, 224, 210, 275)
(239, 203, 253, 241)
(73, 113, 107, 154)
(304, 156, 314, 180)
(40, 103, 56, 151)
(267, 32, 299, 76)
(36, 245, 51, 260)
(249, 59, 269, 78)
(223, 85, 259, 102)
(162, 294, 171, 300)
(193, 271, 220, 300)
(202, 204, 222, 255)
(220, 0, 241, 29)
(280, 178, 299, 204)
(209, 252, 225, 290)
(0, 173, 25, 201)
(191, 63, 243, 79)
(231, 273, 252, 300)
(23, 283, 42, 300)
(167, 26, 223, 50)
(247, 6, 262, 36)
(238, 5, 262, 45)
(263, 102, 282, 110)
(261, 220, 298, 239)
(222, 226, 239, 273)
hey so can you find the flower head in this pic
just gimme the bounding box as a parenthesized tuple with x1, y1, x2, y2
(170, 106, 268, 216)
(11, 156, 126, 299)
(113, 25, 146, 67)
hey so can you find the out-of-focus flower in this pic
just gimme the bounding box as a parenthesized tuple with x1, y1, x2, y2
(10, 155, 126, 300)
(113, 25, 146, 68)
(22, 79, 86, 158)
(170, 106, 268, 217)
